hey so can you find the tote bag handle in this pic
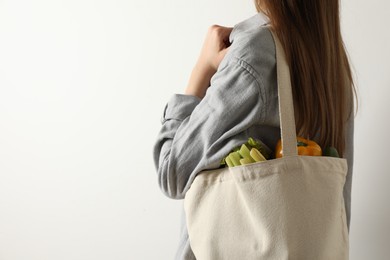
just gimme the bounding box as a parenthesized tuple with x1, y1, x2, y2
(266, 25, 299, 157)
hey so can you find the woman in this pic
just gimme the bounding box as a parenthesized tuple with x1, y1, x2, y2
(153, 1, 358, 259)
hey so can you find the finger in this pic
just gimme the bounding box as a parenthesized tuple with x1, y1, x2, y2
(221, 27, 233, 45)
(220, 26, 234, 38)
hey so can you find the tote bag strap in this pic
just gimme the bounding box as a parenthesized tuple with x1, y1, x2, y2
(266, 25, 298, 157)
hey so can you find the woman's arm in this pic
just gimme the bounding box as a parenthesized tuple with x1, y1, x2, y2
(152, 58, 265, 199)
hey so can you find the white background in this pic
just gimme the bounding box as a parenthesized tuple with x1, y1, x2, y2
(0, 0, 389, 259)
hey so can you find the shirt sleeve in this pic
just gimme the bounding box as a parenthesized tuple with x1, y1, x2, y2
(152, 57, 266, 199)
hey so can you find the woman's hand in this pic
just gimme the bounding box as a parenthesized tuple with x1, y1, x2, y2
(184, 25, 233, 99)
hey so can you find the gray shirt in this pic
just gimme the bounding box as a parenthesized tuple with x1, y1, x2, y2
(153, 12, 354, 260)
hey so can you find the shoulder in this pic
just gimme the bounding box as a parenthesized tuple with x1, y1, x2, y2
(220, 13, 277, 88)
(214, 13, 279, 126)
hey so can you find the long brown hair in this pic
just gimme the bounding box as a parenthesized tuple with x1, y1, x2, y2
(255, 0, 359, 158)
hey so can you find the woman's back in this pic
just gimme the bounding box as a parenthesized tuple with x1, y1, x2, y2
(219, 11, 354, 231)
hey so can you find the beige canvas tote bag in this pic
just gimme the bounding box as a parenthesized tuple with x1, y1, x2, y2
(183, 26, 349, 260)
